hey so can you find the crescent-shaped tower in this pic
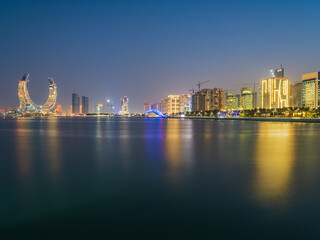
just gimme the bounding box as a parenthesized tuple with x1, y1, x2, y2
(18, 74, 58, 113)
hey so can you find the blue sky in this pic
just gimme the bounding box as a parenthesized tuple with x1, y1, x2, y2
(1, 0, 320, 112)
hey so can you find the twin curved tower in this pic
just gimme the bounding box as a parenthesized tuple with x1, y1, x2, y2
(18, 74, 57, 113)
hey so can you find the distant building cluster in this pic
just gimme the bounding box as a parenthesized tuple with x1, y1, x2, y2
(143, 67, 320, 116)
(144, 93, 192, 116)
(71, 93, 89, 115)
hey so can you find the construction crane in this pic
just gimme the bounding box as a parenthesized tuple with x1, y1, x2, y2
(196, 80, 210, 92)
(189, 88, 196, 95)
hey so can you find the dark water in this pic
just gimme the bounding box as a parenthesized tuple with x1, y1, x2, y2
(1, 117, 320, 238)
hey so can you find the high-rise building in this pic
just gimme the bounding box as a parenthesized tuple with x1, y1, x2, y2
(273, 67, 284, 78)
(105, 99, 115, 114)
(82, 96, 89, 114)
(200, 89, 213, 111)
(18, 74, 57, 113)
(95, 104, 103, 114)
(260, 68, 290, 109)
(151, 103, 161, 111)
(292, 83, 302, 108)
(302, 72, 320, 108)
(121, 96, 129, 114)
(213, 88, 225, 111)
(72, 93, 80, 114)
(240, 87, 253, 109)
(167, 95, 180, 115)
(160, 99, 168, 113)
(253, 90, 258, 108)
(226, 93, 239, 110)
(180, 93, 192, 113)
(144, 100, 151, 112)
(56, 104, 63, 113)
(192, 92, 205, 112)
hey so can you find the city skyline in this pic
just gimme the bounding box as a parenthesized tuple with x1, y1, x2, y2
(1, 1, 320, 112)
(6, 66, 320, 115)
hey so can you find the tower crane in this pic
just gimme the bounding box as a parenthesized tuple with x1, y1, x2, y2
(189, 88, 196, 94)
(196, 80, 210, 92)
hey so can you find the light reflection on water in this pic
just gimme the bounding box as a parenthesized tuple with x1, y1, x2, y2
(252, 123, 295, 210)
(1, 118, 320, 238)
(15, 119, 33, 181)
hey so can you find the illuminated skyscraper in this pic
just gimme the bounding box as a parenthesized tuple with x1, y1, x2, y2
(260, 68, 290, 109)
(18, 74, 57, 113)
(82, 96, 89, 114)
(226, 93, 239, 110)
(240, 87, 253, 109)
(121, 96, 129, 114)
(72, 93, 80, 114)
(302, 72, 320, 108)
(167, 95, 181, 115)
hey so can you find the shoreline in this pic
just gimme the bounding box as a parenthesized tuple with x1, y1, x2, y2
(2, 115, 320, 123)
(173, 116, 320, 123)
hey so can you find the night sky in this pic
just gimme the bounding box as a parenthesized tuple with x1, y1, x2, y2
(1, 0, 320, 113)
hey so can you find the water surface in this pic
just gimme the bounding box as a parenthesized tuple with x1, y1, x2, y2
(0, 117, 320, 238)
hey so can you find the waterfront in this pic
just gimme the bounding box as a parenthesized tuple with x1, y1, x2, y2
(1, 117, 320, 238)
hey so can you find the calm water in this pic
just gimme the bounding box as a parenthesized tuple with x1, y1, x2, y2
(1, 117, 320, 238)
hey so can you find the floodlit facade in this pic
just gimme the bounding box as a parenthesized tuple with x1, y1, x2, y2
(302, 72, 320, 108)
(18, 74, 57, 113)
(260, 69, 290, 109)
(121, 96, 129, 114)
(226, 93, 239, 110)
(240, 87, 253, 109)
(167, 95, 180, 115)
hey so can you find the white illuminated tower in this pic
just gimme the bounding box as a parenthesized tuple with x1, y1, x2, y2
(120, 96, 129, 114)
